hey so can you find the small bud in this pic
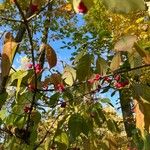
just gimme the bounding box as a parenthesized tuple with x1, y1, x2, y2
(24, 106, 31, 114)
(60, 102, 66, 108)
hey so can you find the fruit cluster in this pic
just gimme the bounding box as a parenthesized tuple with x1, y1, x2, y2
(88, 74, 129, 89)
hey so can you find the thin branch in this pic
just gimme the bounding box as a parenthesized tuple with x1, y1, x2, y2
(0, 17, 23, 23)
(34, 110, 65, 149)
(14, 0, 37, 132)
(114, 64, 150, 74)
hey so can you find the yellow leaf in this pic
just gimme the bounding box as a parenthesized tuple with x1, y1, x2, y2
(136, 17, 144, 24)
(110, 53, 121, 71)
(60, 3, 72, 12)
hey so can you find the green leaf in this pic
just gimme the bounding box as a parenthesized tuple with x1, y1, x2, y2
(76, 54, 92, 81)
(111, 90, 117, 97)
(31, 110, 41, 125)
(102, 0, 145, 14)
(45, 137, 51, 150)
(48, 93, 60, 108)
(55, 132, 69, 148)
(100, 98, 113, 107)
(0, 92, 8, 109)
(101, 87, 109, 94)
(62, 65, 76, 86)
(143, 131, 150, 150)
(14, 115, 26, 128)
(96, 57, 108, 75)
(10, 70, 28, 98)
(74, 50, 86, 64)
(68, 113, 89, 139)
(0, 107, 7, 121)
(107, 119, 118, 133)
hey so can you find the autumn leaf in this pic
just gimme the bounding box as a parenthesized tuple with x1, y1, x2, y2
(43, 73, 61, 87)
(45, 44, 57, 68)
(110, 53, 121, 71)
(1, 32, 18, 81)
(114, 35, 137, 53)
(134, 43, 150, 64)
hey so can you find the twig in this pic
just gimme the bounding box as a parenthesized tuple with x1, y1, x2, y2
(114, 64, 150, 74)
(0, 17, 23, 23)
(34, 110, 65, 149)
(14, 0, 37, 132)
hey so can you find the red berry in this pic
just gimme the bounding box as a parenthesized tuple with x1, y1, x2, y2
(123, 80, 129, 86)
(114, 74, 121, 81)
(114, 82, 123, 89)
(30, 4, 38, 13)
(55, 83, 65, 92)
(94, 74, 101, 81)
(28, 63, 33, 69)
(35, 64, 42, 74)
(78, 2, 88, 14)
(24, 106, 31, 113)
(60, 102, 66, 108)
(114, 80, 129, 89)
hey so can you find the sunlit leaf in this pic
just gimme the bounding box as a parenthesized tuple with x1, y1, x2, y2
(62, 65, 76, 86)
(102, 0, 145, 14)
(55, 132, 69, 148)
(114, 35, 137, 53)
(96, 57, 108, 75)
(45, 44, 57, 68)
(1, 32, 18, 81)
(110, 53, 121, 71)
(76, 54, 92, 81)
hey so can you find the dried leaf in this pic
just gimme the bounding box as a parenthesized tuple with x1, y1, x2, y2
(2, 32, 18, 80)
(114, 35, 137, 53)
(43, 73, 61, 87)
(60, 3, 72, 12)
(134, 43, 150, 64)
(110, 53, 121, 71)
(45, 44, 57, 68)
